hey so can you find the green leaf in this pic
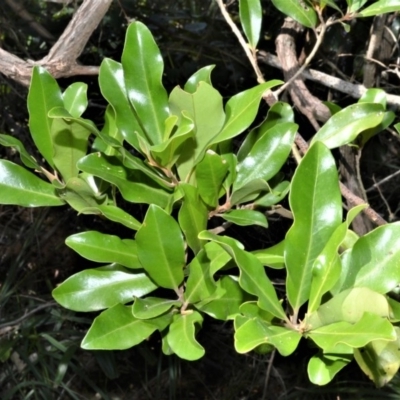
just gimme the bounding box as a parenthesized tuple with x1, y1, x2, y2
(136, 205, 185, 290)
(178, 183, 208, 254)
(99, 58, 145, 151)
(195, 150, 229, 208)
(271, 0, 318, 28)
(49, 115, 91, 181)
(235, 317, 301, 355)
(254, 180, 290, 207)
(237, 101, 294, 162)
(308, 312, 396, 351)
(359, 0, 400, 17)
(0, 134, 40, 169)
(28, 66, 63, 168)
(307, 204, 367, 313)
(239, 0, 262, 49)
(63, 82, 88, 118)
(252, 240, 285, 269)
(311, 103, 385, 149)
(167, 311, 205, 361)
(0, 160, 64, 207)
(80, 204, 141, 230)
(122, 22, 169, 145)
(211, 81, 282, 144)
(221, 209, 268, 229)
(308, 352, 353, 385)
(285, 142, 342, 311)
(59, 176, 104, 213)
(354, 333, 400, 387)
(52, 264, 157, 311)
(185, 250, 217, 304)
(169, 82, 225, 179)
(234, 122, 297, 190)
(132, 297, 181, 319)
(98, 106, 123, 157)
(150, 112, 195, 168)
(199, 231, 287, 320)
(230, 179, 270, 206)
(358, 88, 387, 107)
(77, 153, 171, 208)
(66, 231, 141, 269)
(81, 303, 170, 350)
(184, 65, 215, 94)
(306, 287, 391, 329)
(348, 0, 368, 13)
(196, 276, 246, 320)
(336, 223, 400, 294)
(204, 241, 233, 275)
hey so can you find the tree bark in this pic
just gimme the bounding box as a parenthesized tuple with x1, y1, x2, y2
(0, 0, 113, 86)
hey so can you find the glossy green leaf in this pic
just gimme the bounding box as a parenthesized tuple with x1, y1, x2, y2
(237, 102, 294, 162)
(234, 122, 297, 190)
(306, 288, 391, 330)
(150, 112, 195, 168)
(358, 88, 387, 107)
(204, 241, 233, 276)
(80, 204, 141, 230)
(81, 303, 170, 350)
(252, 240, 285, 269)
(0, 134, 40, 169)
(285, 142, 342, 311)
(28, 66, 63, 168)
(52, 264, 157, 311)
(230, 179, 270, 206)
(308, 352, 352, 385)
(169, 82, 225, 179)
(77, 153, 171, 208)
(63, 82, 88, 118)
(354, 332, 400, 387)
(239, 301, 275, 323)
(178, 183, 208, 254)
(122, 22, 169, 145)
(196, 276, 245, 320)
(254, 180, 290, 207)
(199, 231, 287, 320)
(359, 0, 400, 16)
(49, 115, 91, 181)
(59, 176, 104, 213)
(195, 150, 229, 208)
(235, 317, 301, 356)
(311, 103, 385, 149)
(66, 231, 141, 269)
(98, 106, 123, 157)
(0, 160, 64, 207)
(136, 205, 185, 290)
(167, 311, 205, 361)
(308, 312, 396, 351)
(271, 0, 318, 28)
(359, 110, 395, 147)
(239, 0, 262, 49)
(99, 58, 145, 151)
(184, 65, 215, 94)
(337, 223, 400, 294)
(307, 204, 367, 313)
(184, 249, 217, 304)
(211, 81, 282, 145)
(132, 297, 181, 319)
(348, 0, 368, 12)
(221, 209, 268, 229)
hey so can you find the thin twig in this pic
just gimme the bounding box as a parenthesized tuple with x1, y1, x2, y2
(262, 349, 276, 400)
(215, 0, 265, 83)
(366, 169, 400, 192)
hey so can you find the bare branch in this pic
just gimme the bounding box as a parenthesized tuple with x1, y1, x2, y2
(0, 0, 112, 86)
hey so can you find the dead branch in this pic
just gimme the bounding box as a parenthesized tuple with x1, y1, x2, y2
(0, 0, 112, 86)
